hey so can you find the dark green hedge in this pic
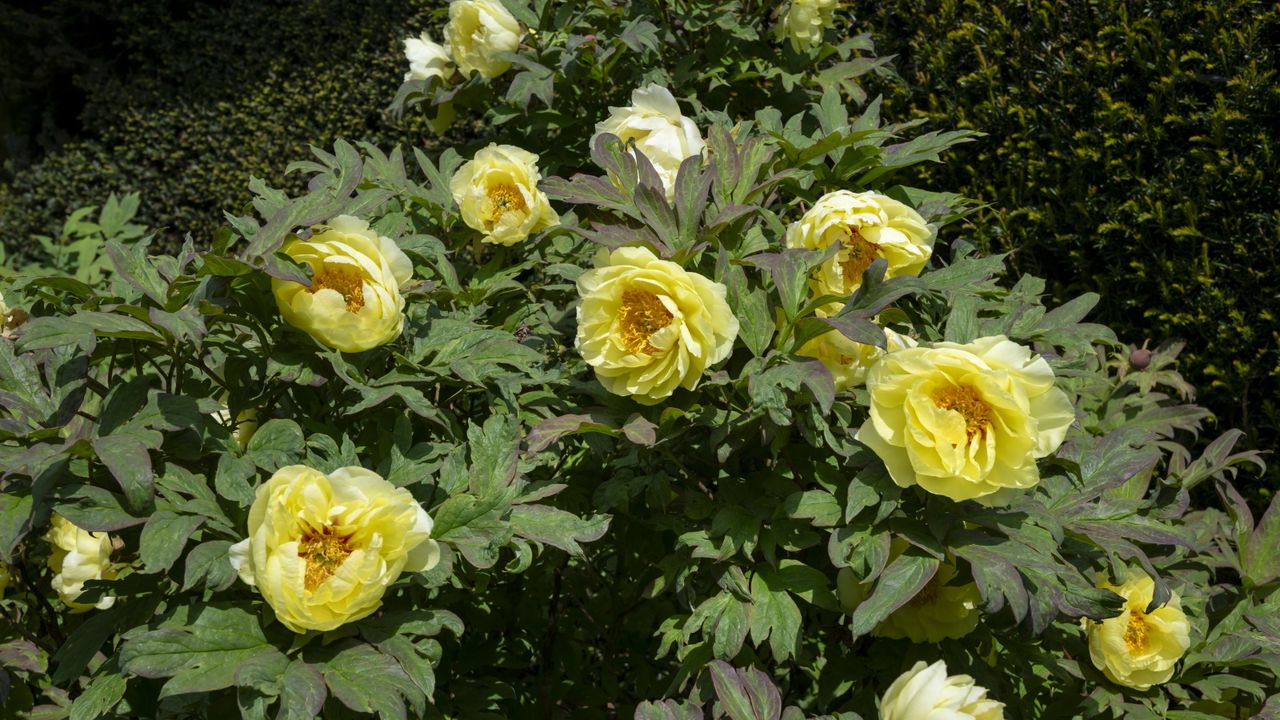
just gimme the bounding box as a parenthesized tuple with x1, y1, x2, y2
(855, 0, 1279, 499)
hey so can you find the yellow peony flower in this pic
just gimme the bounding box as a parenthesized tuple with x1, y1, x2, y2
(575, 246, 738, 405)
(0, 560, 12, 599)
(785, 191, 932, 315)
(1083, 571, 1190, 690)
(593, 84, 705, 200)
(45, 514, 116, 612)
(855, 335, 1075, 503)
(271, 215, 413, 354)
(798, 326, 916, 390)
(776, 0, 841, 52)
(404, 31, 453, 84)
(229, 465, 441, 634)
(451, 143, 560, 246)
(879, 660, 1005, 720)
(445, 0, 521, 79)
(838, 540, 982, 642)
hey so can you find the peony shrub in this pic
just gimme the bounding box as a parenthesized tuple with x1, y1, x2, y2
(1, 1, 1277, 719)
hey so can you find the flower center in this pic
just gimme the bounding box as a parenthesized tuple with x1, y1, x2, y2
(932, 384, 994, 442)
(1123, 609, 1149, 652)
(308, 265, 366, 313)
(907, 579, 940, 608)
(839, 228, 881, 284)
(617, 288, 674, 355)
(487, 183, 527, 224)
(298, 526, 354, 591)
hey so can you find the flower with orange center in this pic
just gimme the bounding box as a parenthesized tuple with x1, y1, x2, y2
(229, 465, 440, 633)
(451, 143, 560, 246)
(271, 215, 413, 353)
(785, 190, 933, 316)
(575, 246, 738, 404)
(1083, 571, 1190, 690)
(855, 335, 1075, 503)
(797, 326, 916, 390)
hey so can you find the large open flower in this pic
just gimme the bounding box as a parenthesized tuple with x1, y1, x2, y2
(575, 246, 738, 405)
(785, 191, 932, 315)
(855, 335, 1074, 502)
(451, 143, 559, 246)
(272, 215, 413, 353)
(1084, 571, 1190, 690)
(45, 514, 115, 612)
(445, 0, 521, 79)
(880, 660, 1005, 720)
(229, 465, 440, 633)
(593, 84, 705, 200)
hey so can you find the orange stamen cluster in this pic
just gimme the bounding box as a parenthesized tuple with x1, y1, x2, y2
(617, 288, 674, 354)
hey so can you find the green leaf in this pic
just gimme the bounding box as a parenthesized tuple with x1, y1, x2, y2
(1244, 492, 1280, 586)
(0, 492, 33, 557)
(749, 570, 802, 661)
(120, 605, 287, 697)
(139, 511, 204, 574)
(320, 642, 425, 720)
(246, 419, 305, 472)
(277, 660, 327, 720)
(90, 434, 154, 510)
(849, 553, 939, 637)
(510, 505, 610, 556)
(68, 673, 126, 720)
(57, 485, 147, 532)
(183, 540, 238, 592)
(783, 490, 841, 528)
(216, 454, 258, 506)
(468, 413, 520, 498)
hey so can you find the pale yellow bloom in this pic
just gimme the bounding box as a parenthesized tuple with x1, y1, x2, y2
(880, 660, 1005, 720)
(229, 465, 440, 634)
(271, 215, 413, 353)
(404, 31, 453, 83)
(0, 561, 12, 599)
(0, 290, 28, 337)
(575, 246, 738, 405)
(838, 540, 982, 642)
(451, 143, 560, 246)
(798, 326, 915, 390)
(1083, 571, 1190, 690)
(45, 515, 115, 611)
(445, 0, 521, 79)
(593, 84, 705, 200)
(776, 0, 841, 51)
(855, 335, 1075, 503)
(785, 191, 932, 315)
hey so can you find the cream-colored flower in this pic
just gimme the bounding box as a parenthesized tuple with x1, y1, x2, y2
(575, 246, 738, 405)
(880, 660, 1005, 720)
(593, 84, 705, 200)
(798, 326, 915, 390)
(445, 0, 522, 79)
(451, 143, 560, 246)
(785, 191, 932, 315)
(404, 31, 453, 83)
(271, 215, 413, 353)
(229, 465, 440, 634)
(0, 290, 28, 337)
(45, 514, 115, 612)
(1083, 571, 1190, 690)
(776, 0, 841, 51)
(855, 335, 1075, 502)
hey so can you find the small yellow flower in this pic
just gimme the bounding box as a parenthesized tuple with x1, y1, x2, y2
(593, 84, 705, 200)
(575, 246, 738, 405)
(838, 540, 982, 643)
(451, 143, 560, 246)
(855, 335, 1075, 503)
(1083, 571, 1190, 690)
(0, 561, 12, 599)
(45, 514, 116, 612)
(229, 465, 440, 634)
(879, 660, 1005, 720)
(776, 0, 841, 52)
(271, 215, 413, 353)
(785, 191, 932, 315)
(797, 326, 916, 390)
(445, 0, 522, 79)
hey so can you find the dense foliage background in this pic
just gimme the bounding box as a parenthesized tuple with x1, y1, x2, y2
(3, 0, 1275, 502)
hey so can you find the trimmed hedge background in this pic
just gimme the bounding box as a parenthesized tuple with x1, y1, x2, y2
(1, 0, 1276, 499)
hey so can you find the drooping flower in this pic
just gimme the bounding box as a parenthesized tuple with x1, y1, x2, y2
(575, 246, 738, 404)
(838, 540, 982, 642)
(797, 326, 916, 390)
(45, 514, 116, 612)
(445, 0, 522, 79)
(879, 660, 1005, 720)
(1083, 571, 1190, 690)
(776, 0, 841, 51)
(271, 215, 413, 353)
(229, 465, 441, 633)
(855, 335, 1075, 503)
(785, 191, 932, 315)
(451, 143, 560, 246)
(404, 31, 453, 84)
(593, 84, 705, 200)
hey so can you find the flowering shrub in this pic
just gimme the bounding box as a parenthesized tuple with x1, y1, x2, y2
(1, 1, 1277, 719)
